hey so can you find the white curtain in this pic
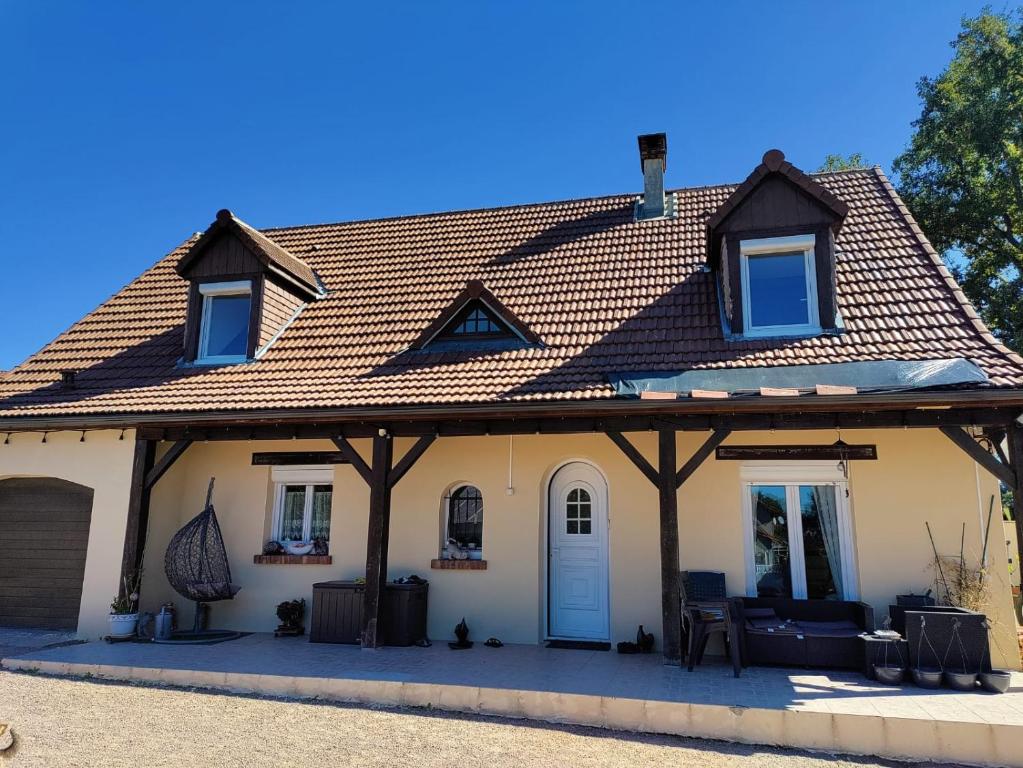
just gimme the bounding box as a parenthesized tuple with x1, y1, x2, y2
(812, 486, 843, 598)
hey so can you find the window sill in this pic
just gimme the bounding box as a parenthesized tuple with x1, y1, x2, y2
(253, 554, 333, 565)
(431, 559, 487, 571)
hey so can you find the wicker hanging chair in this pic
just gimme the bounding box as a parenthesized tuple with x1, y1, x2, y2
(160, 478, 241, 641)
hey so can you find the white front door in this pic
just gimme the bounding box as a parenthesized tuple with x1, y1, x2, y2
(548, 462, 609, 641)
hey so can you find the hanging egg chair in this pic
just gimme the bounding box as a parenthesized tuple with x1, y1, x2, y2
(157, 478, 241, 643)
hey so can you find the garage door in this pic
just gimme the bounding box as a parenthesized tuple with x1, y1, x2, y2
(0, 477, 94, 630)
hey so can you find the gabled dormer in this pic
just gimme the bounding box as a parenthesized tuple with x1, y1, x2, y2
(707, 150, 849, 339)
(410, 280, 540, 351)
(176, 209, 323, 365)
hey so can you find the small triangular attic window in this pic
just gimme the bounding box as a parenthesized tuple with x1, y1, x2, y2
(440, 300, 514, 339)
(411, 280, 541, 350)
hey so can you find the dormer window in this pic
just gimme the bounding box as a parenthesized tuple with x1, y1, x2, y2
(197, 281, 252, 363)
(442, 301, 513, 340)
(176, 209, 322, 366)
(739, 235, 820, 337)
(409, 280, 541, 351)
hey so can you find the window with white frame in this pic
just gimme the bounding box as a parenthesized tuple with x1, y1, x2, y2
(444, 484, 483, 558)
(197, 280, 252, 363)
(741, 464, 857, 601)
(271, 466, 333, 548)
(739, 234, 820, 337)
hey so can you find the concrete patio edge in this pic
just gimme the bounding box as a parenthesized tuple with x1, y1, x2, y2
(3, 655, 1019, 768)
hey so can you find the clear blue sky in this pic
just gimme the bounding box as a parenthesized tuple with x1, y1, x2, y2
(0, 1, 995, 370)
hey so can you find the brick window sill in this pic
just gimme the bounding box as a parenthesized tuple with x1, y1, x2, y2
(431, 559, 487, 571)
(253, 554, 333, 565)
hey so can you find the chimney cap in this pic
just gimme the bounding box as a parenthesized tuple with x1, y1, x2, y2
(637, 133, 667, 172)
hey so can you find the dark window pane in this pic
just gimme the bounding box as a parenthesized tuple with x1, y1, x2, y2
(746, 252, 809, 328)
(799, 485, 840, 599)
(205, 294, 250, 357)
(751, 485, 792, 598)
(447, 485, 483, 548)
(567, 520, 578, 534)
(579, 520, 591, 535)
(311, 485, 332, 542)
(280, 485, 305, 541)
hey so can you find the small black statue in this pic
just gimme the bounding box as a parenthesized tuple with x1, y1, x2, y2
(449, 617, 473, 650)
(636, 625, 655, 654)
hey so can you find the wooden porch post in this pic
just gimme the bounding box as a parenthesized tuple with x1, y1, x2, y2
(362, 432, 393, 649)
(1008, 423, 1023, 585)
(119, 437, 156, 597)
(657, 430, 682, 666)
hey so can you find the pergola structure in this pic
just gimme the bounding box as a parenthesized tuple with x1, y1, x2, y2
(69, 390, 1022, 665)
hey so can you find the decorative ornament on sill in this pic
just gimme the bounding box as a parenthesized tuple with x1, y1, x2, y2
(262, 540, 285, 555)
(312, 536, 329, 556)
(443, 538, 469, 560)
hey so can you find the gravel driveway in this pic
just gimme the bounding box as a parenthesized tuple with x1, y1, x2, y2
(0, 670, 964, 768)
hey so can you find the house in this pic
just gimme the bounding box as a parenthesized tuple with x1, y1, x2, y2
(1, 135, 1021, 669)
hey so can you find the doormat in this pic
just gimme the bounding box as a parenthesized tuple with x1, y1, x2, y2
(545, 640, 611, 651)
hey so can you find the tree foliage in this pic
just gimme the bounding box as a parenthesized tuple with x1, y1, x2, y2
(817, 153, 869, 172)
(893, 9, 1023, 353)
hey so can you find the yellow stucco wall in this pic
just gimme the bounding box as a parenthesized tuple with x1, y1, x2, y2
(134, 428, 1019, 668)
(0, 429, 137, 638)
(0, 425, 1014, 666)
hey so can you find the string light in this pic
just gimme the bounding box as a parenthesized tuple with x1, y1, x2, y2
(41, 432, 47, 444)
(2, 433, 9, 445)
(80, 431, 86, 443)
(119, 429, 125, 441)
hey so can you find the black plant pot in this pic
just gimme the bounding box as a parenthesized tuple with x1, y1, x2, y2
(943, 670, 978, 691)
(979, 670, 1011, 694)
(874, 665, 906, 685)
(911, 667, 943, 689)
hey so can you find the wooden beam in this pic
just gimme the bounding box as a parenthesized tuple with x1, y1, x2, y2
(657, 430, 682, 665)
(715, 444, 877, 462)
(251, 451, 349, 466)
(939, 426, 1016, 487)
(137, 406, 1023, 443)
(605, 431, 658, 485)
(119, 438, 156, 597)
(1008, 424, 1023, 591)
(331, 436, 372, 485)
(676, 429, 731, 488)
(361, 433, 393, 649)
(144, 439, 192, 490)
(388, 435, 436, 488)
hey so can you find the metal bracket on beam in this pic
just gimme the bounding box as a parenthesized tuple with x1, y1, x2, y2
(939, 426, 1016, 487)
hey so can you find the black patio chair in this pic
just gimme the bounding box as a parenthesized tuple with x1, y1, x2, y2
(680, 570, 742, 677)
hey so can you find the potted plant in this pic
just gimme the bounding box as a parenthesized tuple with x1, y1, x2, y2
(108, 572, 142, 638)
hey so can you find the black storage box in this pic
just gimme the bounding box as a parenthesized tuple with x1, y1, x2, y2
(310, 580, 428, 646)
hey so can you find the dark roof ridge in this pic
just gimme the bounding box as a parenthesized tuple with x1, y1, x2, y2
(259, 168, 877, 237)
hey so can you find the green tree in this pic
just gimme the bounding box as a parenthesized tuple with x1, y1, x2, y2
(817, 153, 869, 172)
(893, 9, 1023, 353)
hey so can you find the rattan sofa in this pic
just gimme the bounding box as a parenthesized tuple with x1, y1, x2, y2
(735, 596, 875, 670)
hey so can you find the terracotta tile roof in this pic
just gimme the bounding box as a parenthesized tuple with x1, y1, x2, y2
(2, 167, 1022, 418)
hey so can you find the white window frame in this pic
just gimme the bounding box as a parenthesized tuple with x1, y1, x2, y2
(270, 465, 334, 542)
(739, 234, 821, 338)
(197, 280, 252, 364)
(739, 462, 858, 600)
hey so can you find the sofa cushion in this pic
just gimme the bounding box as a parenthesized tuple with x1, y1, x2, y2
(743, 607, 779, 620)
(794, 619, 861, 637)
